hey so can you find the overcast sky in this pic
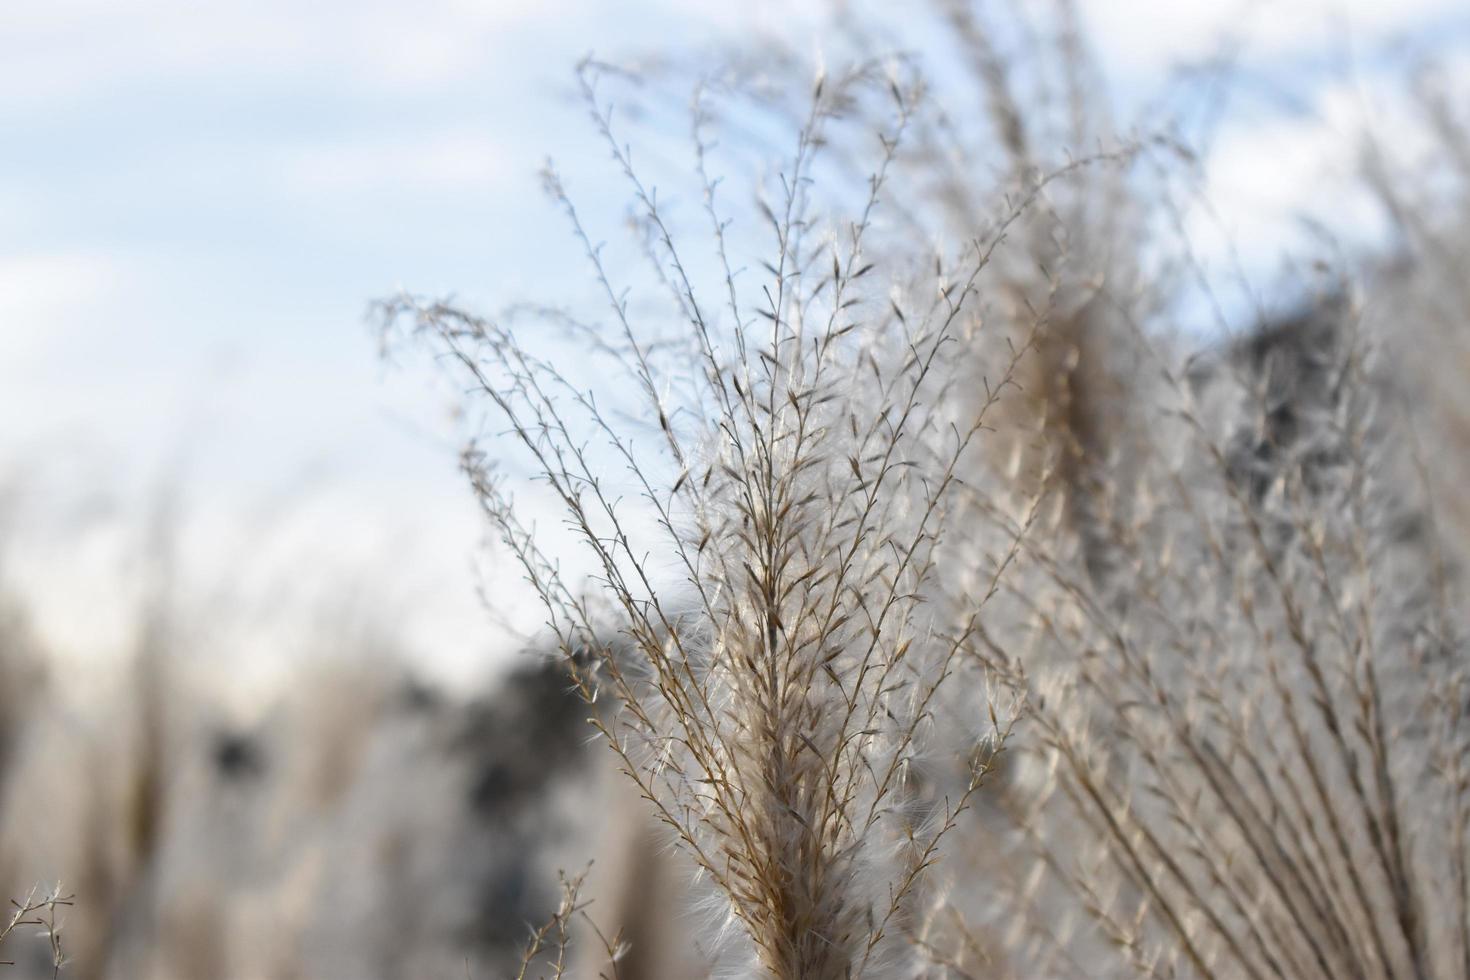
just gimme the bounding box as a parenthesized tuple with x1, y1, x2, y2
(3, 0, 1467, 686)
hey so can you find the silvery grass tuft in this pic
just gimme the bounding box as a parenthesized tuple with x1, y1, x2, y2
(381, 57, 1051, 977)
(386, 4, 1470, 976)
(879, 13, 1470, 975)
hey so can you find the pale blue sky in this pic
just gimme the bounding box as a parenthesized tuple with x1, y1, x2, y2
(2, 0, 1466, 684)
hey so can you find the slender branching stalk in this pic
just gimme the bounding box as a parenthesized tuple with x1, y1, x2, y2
(383, 54, 1057, 977)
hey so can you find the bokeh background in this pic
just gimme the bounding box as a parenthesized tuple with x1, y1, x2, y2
(2, 1, 1469, 976)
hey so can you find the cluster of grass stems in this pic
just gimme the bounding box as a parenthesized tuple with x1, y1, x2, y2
(387, 4, 1470, 977)
(0, 887, 69, 978)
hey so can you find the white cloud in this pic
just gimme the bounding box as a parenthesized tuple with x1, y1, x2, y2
(1170, 61, 1469, 313)
(0, 252, 130, 363)
(0, 0, 552, 110)
(279, 130, 511, 196)
(1081, 0, 1464, 75)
